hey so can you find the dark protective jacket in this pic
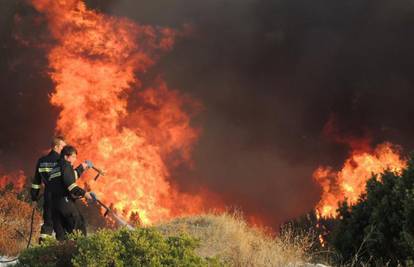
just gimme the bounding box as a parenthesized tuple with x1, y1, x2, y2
(30, 150, 85, 240)
(30, 150, 60, 200)
(48, 159, 86, 199)
(31, 150, 60, 239)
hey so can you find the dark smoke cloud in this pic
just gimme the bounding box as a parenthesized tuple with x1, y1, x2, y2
(2, 0, 414, 228)
(0, 1, 57, 173)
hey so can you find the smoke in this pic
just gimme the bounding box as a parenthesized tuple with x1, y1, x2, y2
(2, 0, 414, 228)
(0, 1, 56, 172)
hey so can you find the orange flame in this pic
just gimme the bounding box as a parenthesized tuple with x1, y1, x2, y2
(314, 142, 406, 218)
(30, 0, 218, 224)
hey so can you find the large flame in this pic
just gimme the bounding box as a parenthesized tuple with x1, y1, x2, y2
(314, 142, 406, 218)
(30, 0, 216, 224)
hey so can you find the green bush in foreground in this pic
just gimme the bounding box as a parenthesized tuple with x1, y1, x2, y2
(18, 227, 221, 267)
(329, 155, 414, 266)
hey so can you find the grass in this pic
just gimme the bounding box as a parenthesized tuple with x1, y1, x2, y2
(156, 212, 314, 266)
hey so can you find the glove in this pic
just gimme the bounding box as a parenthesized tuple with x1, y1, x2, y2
(86, 192, 98, 204)
(85, 160, 94, 169)
(30, 189, 39, 202)
(90, 192, 98, 201)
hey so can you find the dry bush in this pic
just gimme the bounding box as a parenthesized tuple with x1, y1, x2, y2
(156, 212, 313, 267)
(0, 191, 41, 256)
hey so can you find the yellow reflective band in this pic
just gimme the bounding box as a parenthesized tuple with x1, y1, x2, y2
(38, 167, 53, 173)
(31, 184, 41, 189)
(49, 172, 61, 180)
(74, 170, 79, 180)
(39, 162, 56, 167)
(68, 183, 77, 191)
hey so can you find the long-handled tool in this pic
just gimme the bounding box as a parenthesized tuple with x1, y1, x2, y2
(85, 164, 133, 229)
(89, 192, 134, 230)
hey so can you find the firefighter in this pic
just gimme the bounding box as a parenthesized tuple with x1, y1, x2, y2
(30, 136, 90, 242)
(48, 145, 93, 240)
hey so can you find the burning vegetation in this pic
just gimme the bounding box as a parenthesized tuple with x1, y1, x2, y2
(0, 189, 41, 256)
(314, 141, 406, 218)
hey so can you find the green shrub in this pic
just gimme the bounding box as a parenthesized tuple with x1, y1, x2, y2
(17, 237, 75, 267)
(18, 227, 221, 267)
(329, 155, 414, 266)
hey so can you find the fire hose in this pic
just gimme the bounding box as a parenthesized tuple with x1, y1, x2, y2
(27, 204, 36, 249)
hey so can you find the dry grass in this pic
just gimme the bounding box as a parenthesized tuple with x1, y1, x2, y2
(156, 212, 314, 267)
(0, 191, 41, 256)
